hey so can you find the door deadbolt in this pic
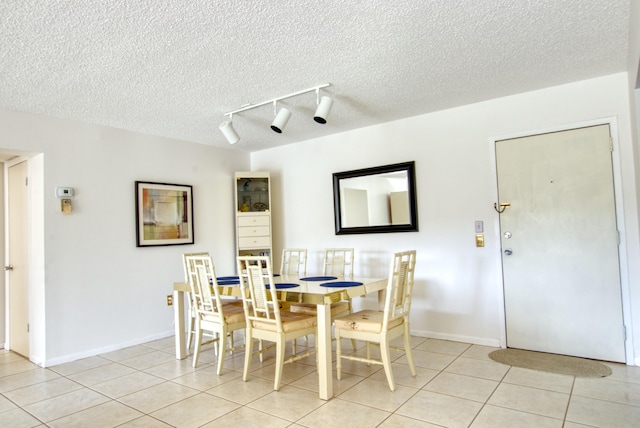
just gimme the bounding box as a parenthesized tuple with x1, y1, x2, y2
(4, 265, 14, 271)
(503, 231, 512, 239)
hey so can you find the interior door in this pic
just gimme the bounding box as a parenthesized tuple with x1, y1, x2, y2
(496, 124, 625, 362)
(8, 161, 29, 357)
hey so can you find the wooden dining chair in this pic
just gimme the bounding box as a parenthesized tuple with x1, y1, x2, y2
(334, 250, 417, 391)
(237, 255, 317, 391)
(289, 248, 356, 348)
(181, 252, 210, 350)
(280, 248, 307, 276)
(323, 248, 354, 277)
(185, 254, 246, 374)
(321, 247, 355, 318)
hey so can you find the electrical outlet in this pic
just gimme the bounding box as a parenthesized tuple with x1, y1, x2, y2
(166, 295, 173, 306)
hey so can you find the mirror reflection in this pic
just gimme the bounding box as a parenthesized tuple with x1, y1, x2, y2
(333, 161, 418, 234)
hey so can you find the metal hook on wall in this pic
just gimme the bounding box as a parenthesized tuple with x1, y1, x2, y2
(494, 202, 511, 214)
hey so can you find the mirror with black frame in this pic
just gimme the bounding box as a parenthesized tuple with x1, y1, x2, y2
(332, 161, 418, 234)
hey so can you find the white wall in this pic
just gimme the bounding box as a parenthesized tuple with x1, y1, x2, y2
(0, 108, 249, 365)
(252, 73, 640, 362)
(1, 72, 638, 366)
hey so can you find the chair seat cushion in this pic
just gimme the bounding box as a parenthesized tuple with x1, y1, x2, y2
(251, 311, 316, 332)
(222, 299, 244, 307)
(289, 301, 350, 316)
(334, 310, 403, 333)
(202, 303, 246, 324)
(222, 305, 246, 324)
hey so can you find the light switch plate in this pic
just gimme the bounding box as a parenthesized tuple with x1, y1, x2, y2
(475, 220, 483, 233)
(61, 199, 72, 214)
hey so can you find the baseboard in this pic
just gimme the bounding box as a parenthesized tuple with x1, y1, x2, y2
(410, 328, 502, 348)
(42, 330, 174, 367)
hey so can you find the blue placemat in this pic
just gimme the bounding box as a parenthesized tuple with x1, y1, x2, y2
(217, 276, 239, 281)
(217, 279, 240, 285)
(320, 281, 363, 288)
(266, 283, 299, 289)
(300, 276, 338, 281)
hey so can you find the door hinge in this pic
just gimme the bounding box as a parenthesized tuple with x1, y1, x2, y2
(27, 323, 30, 333)
(25, 177, 28, 186)
(623, 325, 627, 340)
(609, 137, 614, 152)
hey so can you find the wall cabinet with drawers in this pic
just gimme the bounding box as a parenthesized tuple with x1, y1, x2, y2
(235, 171, 272, 261)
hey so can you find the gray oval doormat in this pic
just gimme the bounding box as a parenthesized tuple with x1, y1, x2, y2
(489, 348, 612, 377)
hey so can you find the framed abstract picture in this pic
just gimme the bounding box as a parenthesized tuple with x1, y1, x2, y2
(135, 181, 194, 247)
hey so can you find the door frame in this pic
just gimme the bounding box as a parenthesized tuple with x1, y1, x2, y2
(489, 117, 634, 364)
(3, 155, 29, 352)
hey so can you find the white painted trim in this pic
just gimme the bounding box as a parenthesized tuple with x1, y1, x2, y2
(488, 117, 635, 365)
(412, 329, 502, 348)
(42, 330, 175, 367)
(3, 156, 29, 355)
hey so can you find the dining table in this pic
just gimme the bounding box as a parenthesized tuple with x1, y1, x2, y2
(173, 274, 387, 400)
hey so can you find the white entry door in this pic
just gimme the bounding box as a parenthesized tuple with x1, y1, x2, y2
(496, 124, 625, 362)
(8, 161, 29, 357)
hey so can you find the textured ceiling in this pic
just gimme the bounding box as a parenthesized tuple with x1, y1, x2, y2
(0, 0, 632, 152)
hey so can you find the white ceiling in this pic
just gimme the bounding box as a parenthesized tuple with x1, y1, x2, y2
(0, 1, 633, 152)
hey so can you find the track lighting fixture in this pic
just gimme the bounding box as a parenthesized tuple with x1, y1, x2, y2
(219, 117, 240, 144)
(219, 83, 332, 144)
(314, 95, 333, 124)
(270, 104, 291, 133)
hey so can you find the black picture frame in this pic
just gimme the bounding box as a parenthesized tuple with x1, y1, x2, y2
(135, 181, 194, 247)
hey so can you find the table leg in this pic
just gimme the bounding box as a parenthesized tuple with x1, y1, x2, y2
(174, 289, 187, 359)
(317, 303, 333, 400)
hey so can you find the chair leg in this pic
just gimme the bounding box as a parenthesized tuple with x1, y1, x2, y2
(274, 336, 285, 391)
(229, 331, 235, 354)
(217, 327, 227, 376)
(243, 330, 254, 382)
(380, 339, 395, 391)
(335, 330, 343, 380)
(404, 325, 416, 376)
(187, 314, 195, 349)
(192, 324, 203, 368)
(347, 299, 357, 351)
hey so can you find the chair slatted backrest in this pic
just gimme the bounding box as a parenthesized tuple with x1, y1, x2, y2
(383, 250, 417, 330)
(281, 248, 307, 276)
(323, 248, 354, 277)
(195, 265, 222, 321)
(185, 254, 224, 321)
(238, 256, 281, 328)
(182, 252, 210, 282)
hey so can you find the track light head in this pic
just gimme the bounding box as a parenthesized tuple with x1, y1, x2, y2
(219, 120, 240, 144)
(314, 96, 333, 124)
(271, 107, 291, 133)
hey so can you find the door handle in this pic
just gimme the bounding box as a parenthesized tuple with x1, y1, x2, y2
(504, 249, 513, 256)
(4, 265, 14, 271)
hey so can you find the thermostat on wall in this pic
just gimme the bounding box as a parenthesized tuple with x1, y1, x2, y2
(55, 187, 75, 199)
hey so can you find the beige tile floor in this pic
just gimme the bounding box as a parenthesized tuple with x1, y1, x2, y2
(1, 335, 639, 427)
